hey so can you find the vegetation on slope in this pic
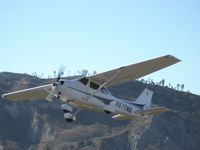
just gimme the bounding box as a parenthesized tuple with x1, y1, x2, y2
(0, 72, 199, 150)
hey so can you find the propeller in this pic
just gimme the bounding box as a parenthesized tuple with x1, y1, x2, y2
(53, 65, 66, 86)
(46, 65, 66, 102)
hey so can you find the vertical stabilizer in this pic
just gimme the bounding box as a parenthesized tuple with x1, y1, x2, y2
(134, 88, 153, 107)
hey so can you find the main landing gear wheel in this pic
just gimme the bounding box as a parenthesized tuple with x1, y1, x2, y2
(64, 112, 76, 122)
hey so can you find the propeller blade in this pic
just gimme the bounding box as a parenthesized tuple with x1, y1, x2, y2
(57, 74, 61, 82)
(56, 65, 66, 81)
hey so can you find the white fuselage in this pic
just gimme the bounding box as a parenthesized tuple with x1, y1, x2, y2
(54, 79, 143, 117)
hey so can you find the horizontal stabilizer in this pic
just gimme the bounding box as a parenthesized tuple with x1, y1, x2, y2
(112, 107, 169, 120)
(112, 114, 139, 120)
(137, 107, 170, 115)
(112, 114, 134, 120)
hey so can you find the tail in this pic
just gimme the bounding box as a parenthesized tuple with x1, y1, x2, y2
(134, 88, 153, 108)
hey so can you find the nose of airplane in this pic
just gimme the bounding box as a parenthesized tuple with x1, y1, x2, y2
(53, 80, 65, 87)
(52, 80, 66, 98)
(53, 82, 59, 86)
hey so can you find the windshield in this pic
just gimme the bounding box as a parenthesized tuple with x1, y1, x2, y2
(79, 78, 89, 85)
(101, 88, 110, 94)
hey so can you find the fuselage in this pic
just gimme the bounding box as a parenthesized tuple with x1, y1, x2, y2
(54, 78, 143, 117)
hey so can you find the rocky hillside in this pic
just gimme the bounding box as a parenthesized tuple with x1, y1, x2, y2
(0, 72, 200, 150)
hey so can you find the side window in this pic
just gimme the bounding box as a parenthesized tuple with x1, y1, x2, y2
(90, 81, 100, 90)
(79, 78, 89, 85)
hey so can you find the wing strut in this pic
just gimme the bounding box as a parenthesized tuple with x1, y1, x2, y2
(87, 69, 122, 100)
(97, 69, 121, 89)
(44, 88, 58, 98)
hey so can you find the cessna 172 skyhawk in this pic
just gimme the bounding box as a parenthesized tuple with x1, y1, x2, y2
(2, 55, 180, 122)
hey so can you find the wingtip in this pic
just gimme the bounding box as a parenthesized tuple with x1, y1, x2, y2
(2, 94, 6, 99)
(165, 55, 181, 62)
(173, 55, 181, 62)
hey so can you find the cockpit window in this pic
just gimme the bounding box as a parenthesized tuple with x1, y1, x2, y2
(101, 88, 109, 94)
(90, 81, 100, 90)
(79, 78, 100, 90)
(79, 78, 89, 85)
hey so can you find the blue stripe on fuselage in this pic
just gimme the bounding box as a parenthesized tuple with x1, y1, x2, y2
(67, 86, 114, 104)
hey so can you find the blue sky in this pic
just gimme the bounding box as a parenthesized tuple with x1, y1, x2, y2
(0, 0, 200, 94)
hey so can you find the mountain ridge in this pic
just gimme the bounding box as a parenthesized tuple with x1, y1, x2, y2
(0, 72, 200, 150)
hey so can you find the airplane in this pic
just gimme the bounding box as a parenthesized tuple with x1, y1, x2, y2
(2, 55, 181, 122)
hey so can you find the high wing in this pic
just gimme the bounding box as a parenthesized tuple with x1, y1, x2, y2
(112, 107, 169, 120)
(2, 84, 52, 101)
(88, 55, 180, 87)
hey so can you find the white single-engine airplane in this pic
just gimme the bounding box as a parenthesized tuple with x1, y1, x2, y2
(2, 55, 180, 122)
